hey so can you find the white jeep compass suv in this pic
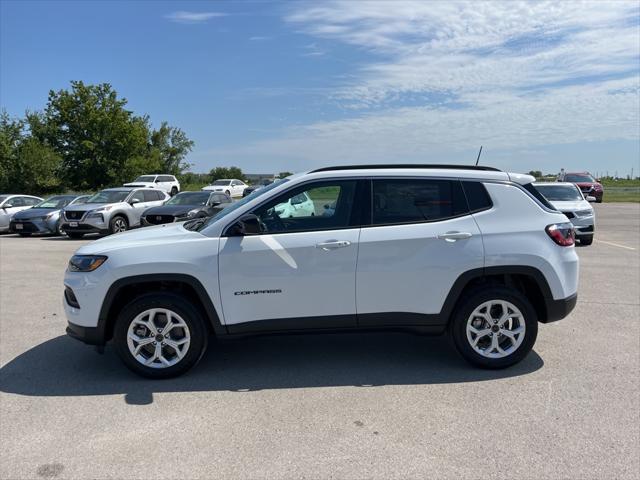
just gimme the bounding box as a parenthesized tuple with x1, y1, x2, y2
(64, 165, 579, 378)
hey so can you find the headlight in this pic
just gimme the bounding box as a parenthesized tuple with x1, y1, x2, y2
(68, 255, 108, 272)
(45, 212, 56, 220)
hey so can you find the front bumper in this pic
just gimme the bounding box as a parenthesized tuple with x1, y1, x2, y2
(66, 322, 105, 345)
(10, 218, 57, 234)
(542, 293, 578, 323)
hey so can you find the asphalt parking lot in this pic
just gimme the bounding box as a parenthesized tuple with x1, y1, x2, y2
(1, 203, 638, 480)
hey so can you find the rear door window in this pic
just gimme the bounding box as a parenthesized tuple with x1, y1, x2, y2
(371, 179, 468, 225)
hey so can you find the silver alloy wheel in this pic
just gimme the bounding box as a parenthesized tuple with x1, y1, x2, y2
(126, 308, 191, 369)
(113, 217, 127, 233)
(465, 300, 526, 359)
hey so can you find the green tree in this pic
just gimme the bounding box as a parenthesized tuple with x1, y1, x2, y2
(528, 170, 543, 179)
(28, 81, 193, 190)
(0, 111, 26, 192)
(150, 122, 194, 175)
(277, 171, 293, 178)
(14, 137, 63, 193)
(209, 166, 244, 182)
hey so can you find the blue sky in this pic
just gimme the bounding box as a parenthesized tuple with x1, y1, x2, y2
(1, 0, 639, 176)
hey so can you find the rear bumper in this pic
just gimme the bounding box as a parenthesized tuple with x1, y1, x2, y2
(542, 293, 578, 323)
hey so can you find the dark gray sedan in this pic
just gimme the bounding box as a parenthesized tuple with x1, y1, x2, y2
(141, 191, 232, 226)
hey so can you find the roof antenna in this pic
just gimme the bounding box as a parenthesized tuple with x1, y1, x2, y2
(475, 145, 483, 166)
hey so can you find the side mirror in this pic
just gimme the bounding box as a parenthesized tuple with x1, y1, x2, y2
(209, 200, 221, 206)
(130, 198, 140, 205)
(586, 195, 597, 202)
(2, 203, 12, 209)
(228, 214, 261, 236)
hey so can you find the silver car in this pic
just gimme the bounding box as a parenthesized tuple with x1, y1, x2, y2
(61, 187, 168, 238)
(535, 182, 595, 245)
(9, 194, 90, 236)
(0, 195, 43, 232)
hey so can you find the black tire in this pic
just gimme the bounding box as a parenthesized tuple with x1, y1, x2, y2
(596, 197, 603, 203)
(113, 293, 208, 379)
(109, 215, 128, 234)
(449, 286, 538, 369)
(170, 187, 178, 196)
(56, 221, 65, 236)
(225, 190, 231, 196)
(580, 235, 593, 246)
(18, 232, 32, 237)
(66, 232, 85, 239)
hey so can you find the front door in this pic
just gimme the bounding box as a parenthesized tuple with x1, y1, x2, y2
(218, 180, 360, 332)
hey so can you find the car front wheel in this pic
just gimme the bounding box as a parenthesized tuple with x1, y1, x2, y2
(113, 293, 208, 378)
(450, 287, 538, 369)
(109, 215, 128, 234)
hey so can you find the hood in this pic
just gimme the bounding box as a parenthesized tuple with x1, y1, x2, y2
(123, 182, 154, 187)
(76, 222, 202, 255)
(13, 208, 59, 219)
(550, 200, 592, 211)
(143, 205, 199, 217)
(65, 203, 111, 212)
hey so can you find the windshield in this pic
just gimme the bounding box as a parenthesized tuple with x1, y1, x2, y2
(536, 185, 583, 202)
(166, 192, 210, 206)
(34, 196, 74, 209)
(191, 178, 289, 231)
(211, 180, 231, 186)
(134, 175, 156, 182)
(85, 190, 130, 204)
(564, 174, 595, 183)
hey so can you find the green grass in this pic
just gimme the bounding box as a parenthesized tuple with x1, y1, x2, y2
(604, 186, 640, 203)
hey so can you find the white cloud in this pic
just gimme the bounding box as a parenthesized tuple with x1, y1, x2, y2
(165, 11, 226, 24)
(249, 36, 272, 41)
(207, 1, 640, 171)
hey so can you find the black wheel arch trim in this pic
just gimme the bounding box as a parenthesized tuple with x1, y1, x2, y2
(95, 273, 226, 344)
(440, 265, 570, 324)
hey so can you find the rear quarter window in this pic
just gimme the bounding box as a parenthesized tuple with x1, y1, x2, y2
(462, 181, 493, 212)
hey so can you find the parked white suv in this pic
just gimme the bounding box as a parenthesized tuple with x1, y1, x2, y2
(61, 187, 169, 238)
(534, 182, 595, 246)
(202, 179, 247, 197)
(64, 165, 579, 378)
(124, 175, 180, 196)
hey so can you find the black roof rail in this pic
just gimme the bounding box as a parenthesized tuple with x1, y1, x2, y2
(310, 164, 502, 173)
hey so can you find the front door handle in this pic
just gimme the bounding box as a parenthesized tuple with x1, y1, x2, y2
(437, 231, 472, 242)
(316, 240, 351, 250)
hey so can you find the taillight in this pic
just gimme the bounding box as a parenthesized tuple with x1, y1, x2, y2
(546, 223, 575, 246)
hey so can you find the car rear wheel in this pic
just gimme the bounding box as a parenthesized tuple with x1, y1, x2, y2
(109, 215, 128, 234)
(450, 287, 538, 369)
(113, 293, 208, 379)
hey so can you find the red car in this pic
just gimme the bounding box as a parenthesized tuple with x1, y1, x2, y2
(561, 172, 603, 203)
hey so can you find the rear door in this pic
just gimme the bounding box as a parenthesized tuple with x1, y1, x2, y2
(218, 179, 362, 331)
(356, 178, 484, 326)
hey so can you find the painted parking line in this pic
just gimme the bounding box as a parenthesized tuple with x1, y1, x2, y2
(597, 239, 637, 251)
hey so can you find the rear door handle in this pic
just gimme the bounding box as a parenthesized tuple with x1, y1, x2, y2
(316, 240, 351, 250)
(437, 231, 472, 242)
